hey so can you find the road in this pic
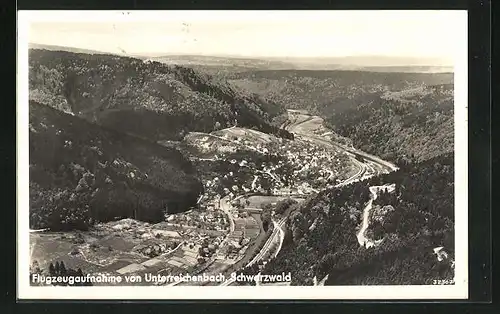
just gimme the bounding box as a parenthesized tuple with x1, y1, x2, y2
(285, 110, 402, 250)
(285, 111, 397, 176)
(356, 187, 378, 248)
(356, 184, 396, 248)
(256, 169, 282, 185)
(29, 228, 50, 233)
(285, 111, 402, 251)
(335, 157, 367, 187)
(220, 196, 235, 233)
(325, 169, 335, 181)
(251, 175, 259, 190)
(273, 219, 286, 259)
(219, 217, 286, 287)
(217, 111, 397, 286)
(201, 110, 398, 286)
(246, 218, 286, 268)
(283, 115, 370, 183)
(219, 277, 235, 286)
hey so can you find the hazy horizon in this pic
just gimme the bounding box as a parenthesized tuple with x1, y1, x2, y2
(26, 10, 466, 66)
(27, 42, 452, 63)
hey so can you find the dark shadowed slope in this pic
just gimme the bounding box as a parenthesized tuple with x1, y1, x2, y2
(28, 43, 118, 56)
(29, 101, 204, 231)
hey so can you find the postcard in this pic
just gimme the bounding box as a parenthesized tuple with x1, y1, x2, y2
(17, 10, 468, 300)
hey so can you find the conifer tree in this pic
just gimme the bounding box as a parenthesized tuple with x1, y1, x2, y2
(60, 261, 67, 275)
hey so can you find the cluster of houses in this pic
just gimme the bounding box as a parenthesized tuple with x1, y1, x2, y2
(166, 204, 229, 232)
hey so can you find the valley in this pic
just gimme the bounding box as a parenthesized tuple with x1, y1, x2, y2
(28, 48, 455, 287)
(30, 105, 395, 286)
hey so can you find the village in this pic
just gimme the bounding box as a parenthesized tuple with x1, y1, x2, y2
(29, 125, 358, 287)
(143, 128, 359, 283)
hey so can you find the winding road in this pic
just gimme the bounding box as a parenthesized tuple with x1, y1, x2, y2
(215, 110, 398, 286)
(356, 184, 396, 248)
(246, 217, 286, 268)
(29, 228, 50, 233)
(286, 111, 401, 252)
(220, 196, 235, 234)
(219, 217, 286, 287)
(285, 111, 398, 174)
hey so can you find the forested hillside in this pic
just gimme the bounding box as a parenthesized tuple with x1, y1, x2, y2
(29, 49, 292, 142)
(262, 152, 454, 285)
(228, 70, 453, 163)
(227, 69, 453, 115)
(29, 101, 204, 231)
(324, 84, 454, 163)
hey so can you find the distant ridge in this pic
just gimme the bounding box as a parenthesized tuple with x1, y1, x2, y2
(28, 43, 453, 73)
(150, 54, 297, 70)
(262, 55, 453, 67)
(28, 43, 126, 57)
(356, 66, 453, 74)
(150, 54, 453, 73)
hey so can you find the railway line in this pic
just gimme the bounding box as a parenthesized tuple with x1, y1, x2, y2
(216, 111, 398, 286)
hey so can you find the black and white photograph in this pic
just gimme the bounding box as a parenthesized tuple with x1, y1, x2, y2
(17, 10, 468, 299)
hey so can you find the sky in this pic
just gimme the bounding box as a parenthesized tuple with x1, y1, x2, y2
(26, 10, 466, 65)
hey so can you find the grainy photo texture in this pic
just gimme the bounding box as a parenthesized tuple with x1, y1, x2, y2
(17, 10, 468, 299)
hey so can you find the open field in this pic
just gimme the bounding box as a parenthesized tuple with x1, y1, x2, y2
(244, 195, 289, 208)
(183, 132, 241, 158)
(286, 110, 353, 147)
(213, 127, 277, 145)
(29, 218, 212, 283)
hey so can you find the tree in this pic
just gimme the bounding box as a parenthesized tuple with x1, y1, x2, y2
(59, 261, 67, 275)
(261, 208, 272, 232)
(318, 252, 336, 275)
(275, 198, 297, 215)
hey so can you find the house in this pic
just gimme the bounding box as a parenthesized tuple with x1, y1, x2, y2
(433, 247, 449, 261)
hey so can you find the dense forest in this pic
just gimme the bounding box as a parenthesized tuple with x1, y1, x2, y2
(29, 101, 203, 231)
(324, 84, 454, 163)
(29, 49, 292, 142)
(262, 152, 454, 285)
(226, 69, 453, 115)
